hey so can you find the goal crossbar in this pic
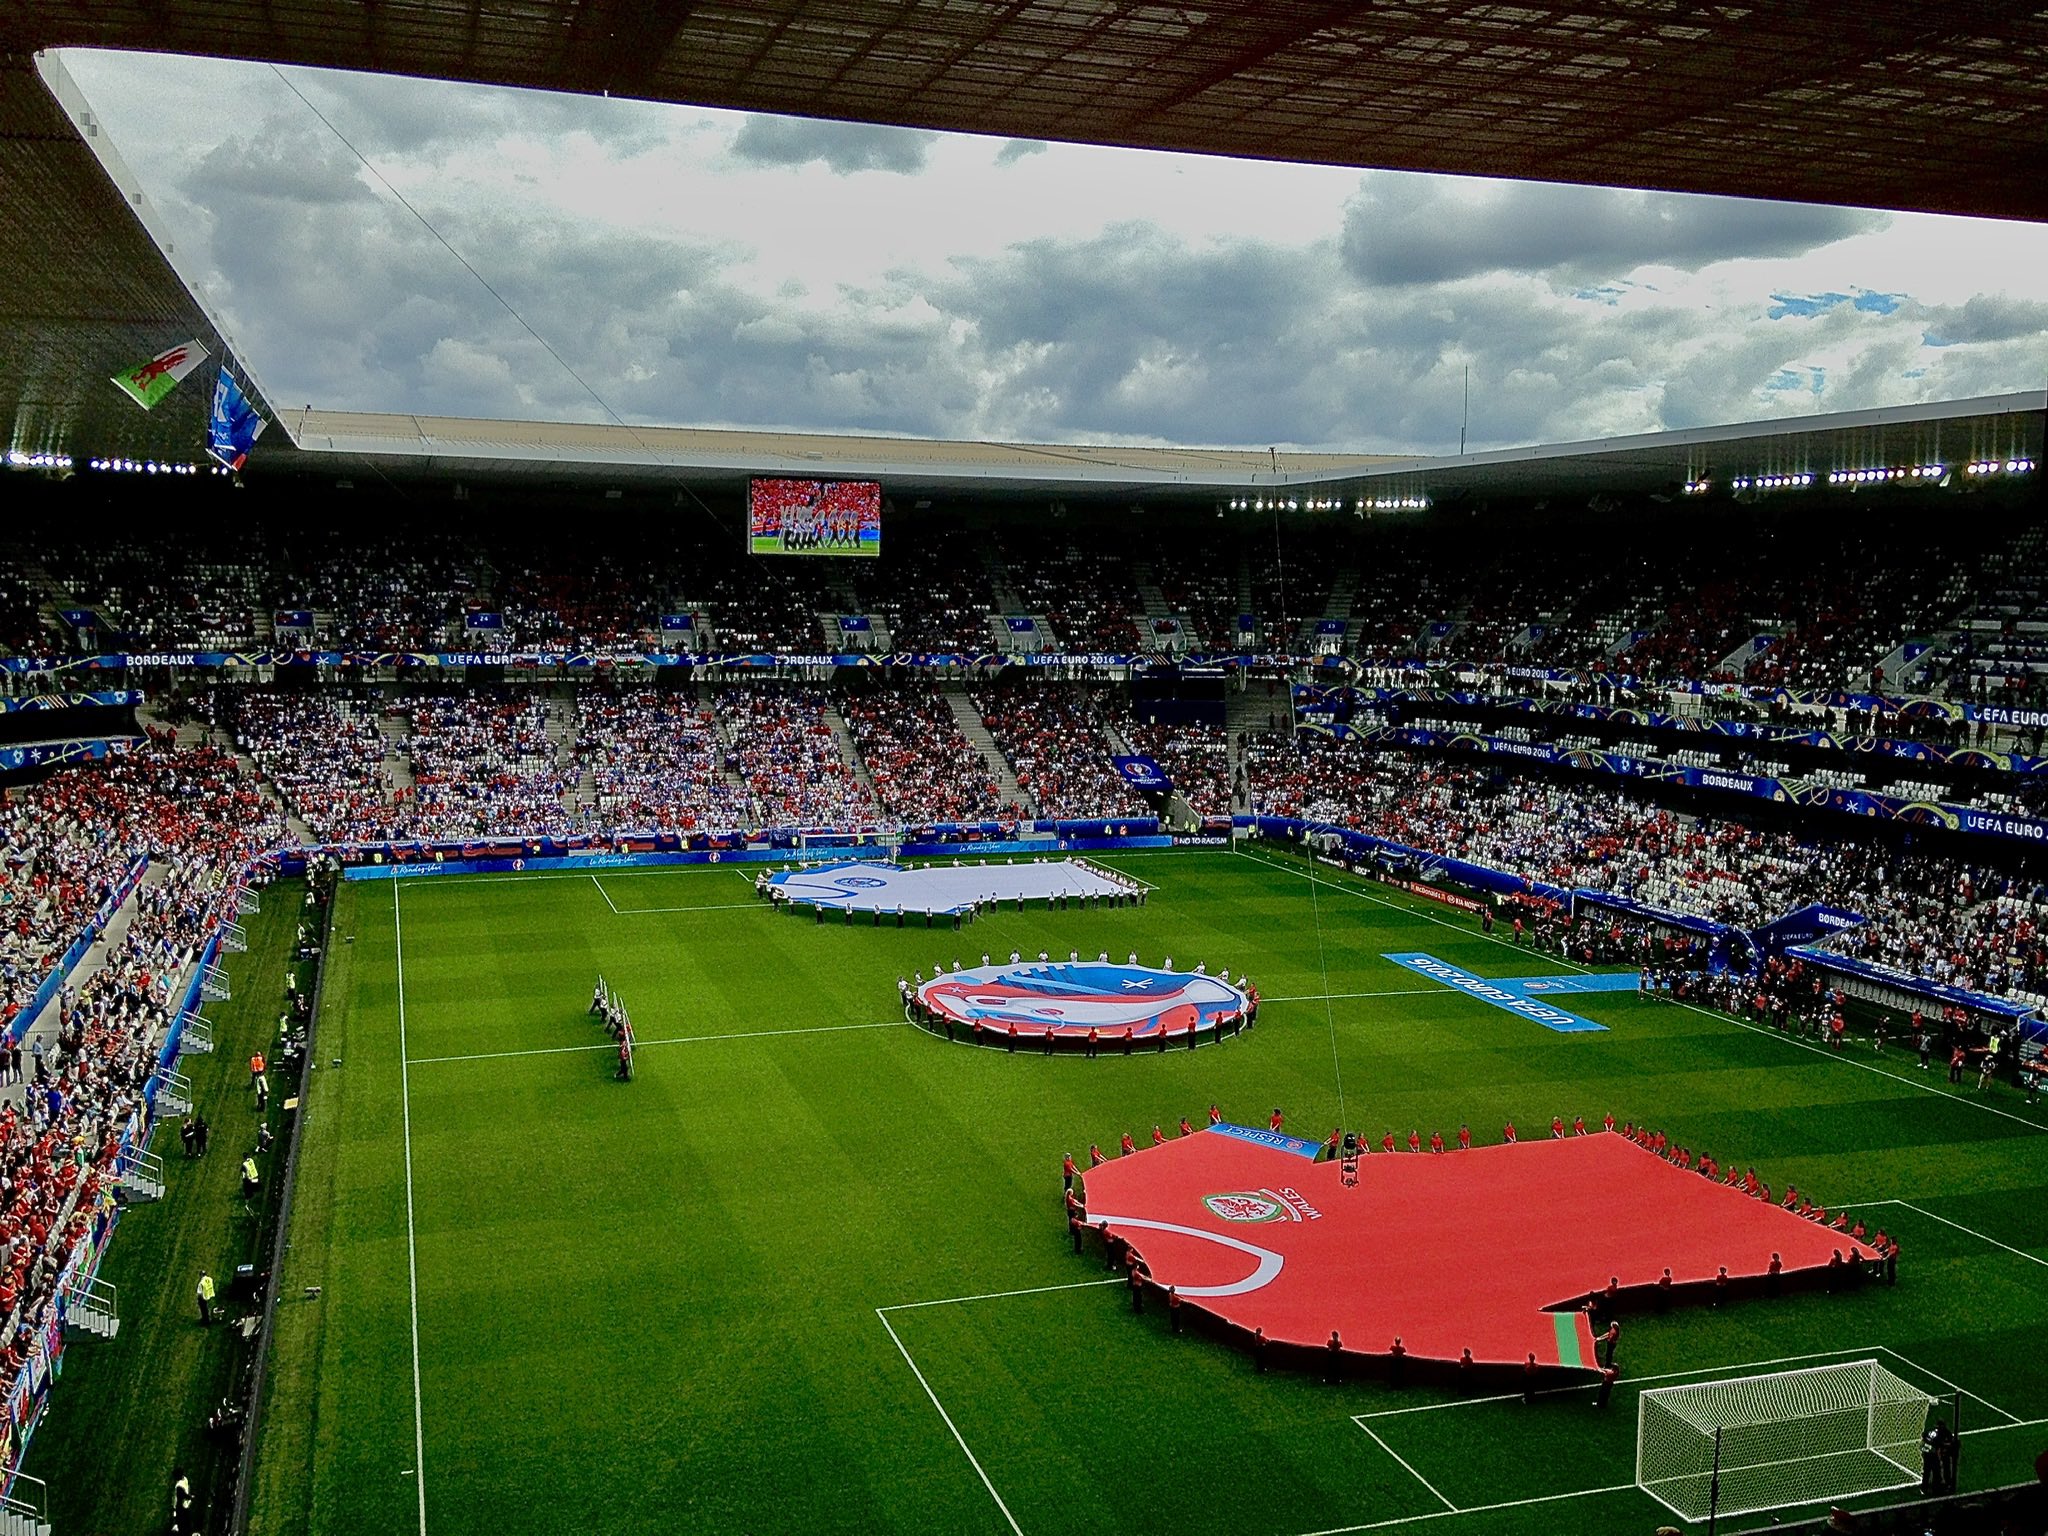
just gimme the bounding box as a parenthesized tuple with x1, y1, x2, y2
(1636, 1357, 1934, 1523)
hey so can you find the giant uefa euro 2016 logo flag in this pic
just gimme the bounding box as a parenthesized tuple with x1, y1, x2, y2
(917, 963, 1247, 1040)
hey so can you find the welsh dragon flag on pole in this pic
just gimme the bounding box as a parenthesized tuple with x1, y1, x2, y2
(110, 338, 209, 410)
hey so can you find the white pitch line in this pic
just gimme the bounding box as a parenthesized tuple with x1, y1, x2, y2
(1238, 847, 2048, 1136)
(392, 882, 429, 1536)
(589, 873, 620, 914)
(1675, 1000, 2048, 1136)
(1293, 1482, 1641, 1536)
(876, 1308, 1025, 1536)
(406, 1019, 904, 1065)
(1862, 1198, 2048, 1270)
(880, 1277, 1122, 1313)
(1963, 1415, 2048, 1438)
(1263, 988, 1446, 1003)
(1354, 1344, 1900, 1423)
(1873, 1342, 2023, 1425)
(1360, 1425, 1456, 1512)
(604, 901, 771, 915)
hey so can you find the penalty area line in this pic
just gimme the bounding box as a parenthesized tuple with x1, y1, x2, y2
(876, 1308, 1025, 1536)
(589, 873, 620, 914)
(1359, 1426, 1455, 1512)
(872, 1276, 1121, 1536)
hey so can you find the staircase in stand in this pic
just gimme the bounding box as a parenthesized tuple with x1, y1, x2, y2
(942, 689, 1031, 815)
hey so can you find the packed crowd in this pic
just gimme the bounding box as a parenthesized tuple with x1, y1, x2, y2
(215, 690, 391, 843)
(0, 740, 285, 1377)
(841, 685, 1005, 823)
(578, 690, 753, 832)
(715, 686, 878, 828)
(401, 695, 576, 839)
(1246, 735, 2048, 1011)
(970, 684, 1145, 820)
(12, 492, 2039, 711)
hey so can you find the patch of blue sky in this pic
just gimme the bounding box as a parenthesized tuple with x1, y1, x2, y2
(1769, 287, 1907, 320)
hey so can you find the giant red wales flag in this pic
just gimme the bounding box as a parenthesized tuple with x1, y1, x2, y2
(1082, 1128, 1856, 1368)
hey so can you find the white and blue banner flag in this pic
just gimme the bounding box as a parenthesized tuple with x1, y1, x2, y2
(206, 368, 266, 470)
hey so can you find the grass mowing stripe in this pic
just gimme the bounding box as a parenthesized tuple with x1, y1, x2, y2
(255, 853, 2048, 1535)
(393, 881, 429, 1536)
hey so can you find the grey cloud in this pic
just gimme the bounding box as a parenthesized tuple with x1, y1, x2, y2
(157, 124, 2036, 455)
(1921, 294, 2048, 347)
(994, 139, 1048, 166)
(1341, 177, 1886, 287)
(729, 114, 938, 174)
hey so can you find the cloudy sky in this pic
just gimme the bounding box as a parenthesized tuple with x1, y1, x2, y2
(62, 49, 2048, 454)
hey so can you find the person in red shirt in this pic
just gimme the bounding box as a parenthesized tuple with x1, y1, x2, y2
(1062, 1153, 1078, 1193)
(1522, 1352, 1539, 1403)
(1429, 1131, 1445, 1154)
(1550, 1116, 1565, 1139)
(1269, 1108, 1284, 1132)
(1208, 1103, 1221, 1124)
(1406, 1130, 1422, 1153)
(1602, 1112, 1615, 1132)
(1572, 1116, 1586, 1136)
(1178, 1116, 1194, 1138)
(1456, 1123, 1471, 1150)
(1119, 1132, 1136, 1157)
(1088, 1143, 1104, 1167)
(1151, 1125, 1166, 1147)
(1656, 1267, 1673, 1312)
(1388, 1335, 1407, 1387)
(1327, 1128, 1342, 1158)
(1503, 1120, 1517, 1143)
(1382, 1131, 1397, 1154)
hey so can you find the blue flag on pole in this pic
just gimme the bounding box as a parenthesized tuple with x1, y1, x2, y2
(206, 368, 266, 470)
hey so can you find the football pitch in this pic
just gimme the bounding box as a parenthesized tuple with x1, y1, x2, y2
(248, 849, 2048, 1536)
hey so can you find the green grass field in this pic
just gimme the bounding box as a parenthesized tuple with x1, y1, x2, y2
(245, 848, 2048, 1536)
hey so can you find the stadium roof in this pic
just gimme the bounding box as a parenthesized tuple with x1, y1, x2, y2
(280, 409, 1407, 495)
(8, 1, 2048, 224)
(3, 8, 2046, 483)
(1319, 389, 2048, 502)
(274, 393, 2045, 504)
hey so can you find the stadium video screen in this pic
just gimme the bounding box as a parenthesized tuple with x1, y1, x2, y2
(749, 478, 882, 557)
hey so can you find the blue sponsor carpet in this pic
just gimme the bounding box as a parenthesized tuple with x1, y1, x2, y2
(1381, 952, 1630, 1033)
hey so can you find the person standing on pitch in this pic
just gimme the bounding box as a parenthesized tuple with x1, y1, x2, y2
(171, 1467, 195, 1534)
(196, 1271, 216, 1326)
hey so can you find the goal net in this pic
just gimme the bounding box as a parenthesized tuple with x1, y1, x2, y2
(1636, 1359, 1934, 1523)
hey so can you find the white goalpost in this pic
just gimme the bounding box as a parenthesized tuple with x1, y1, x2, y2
(1636, 1358, 1935, 1523)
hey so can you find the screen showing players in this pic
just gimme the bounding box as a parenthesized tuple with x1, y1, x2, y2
(748, 479, 881, 557)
